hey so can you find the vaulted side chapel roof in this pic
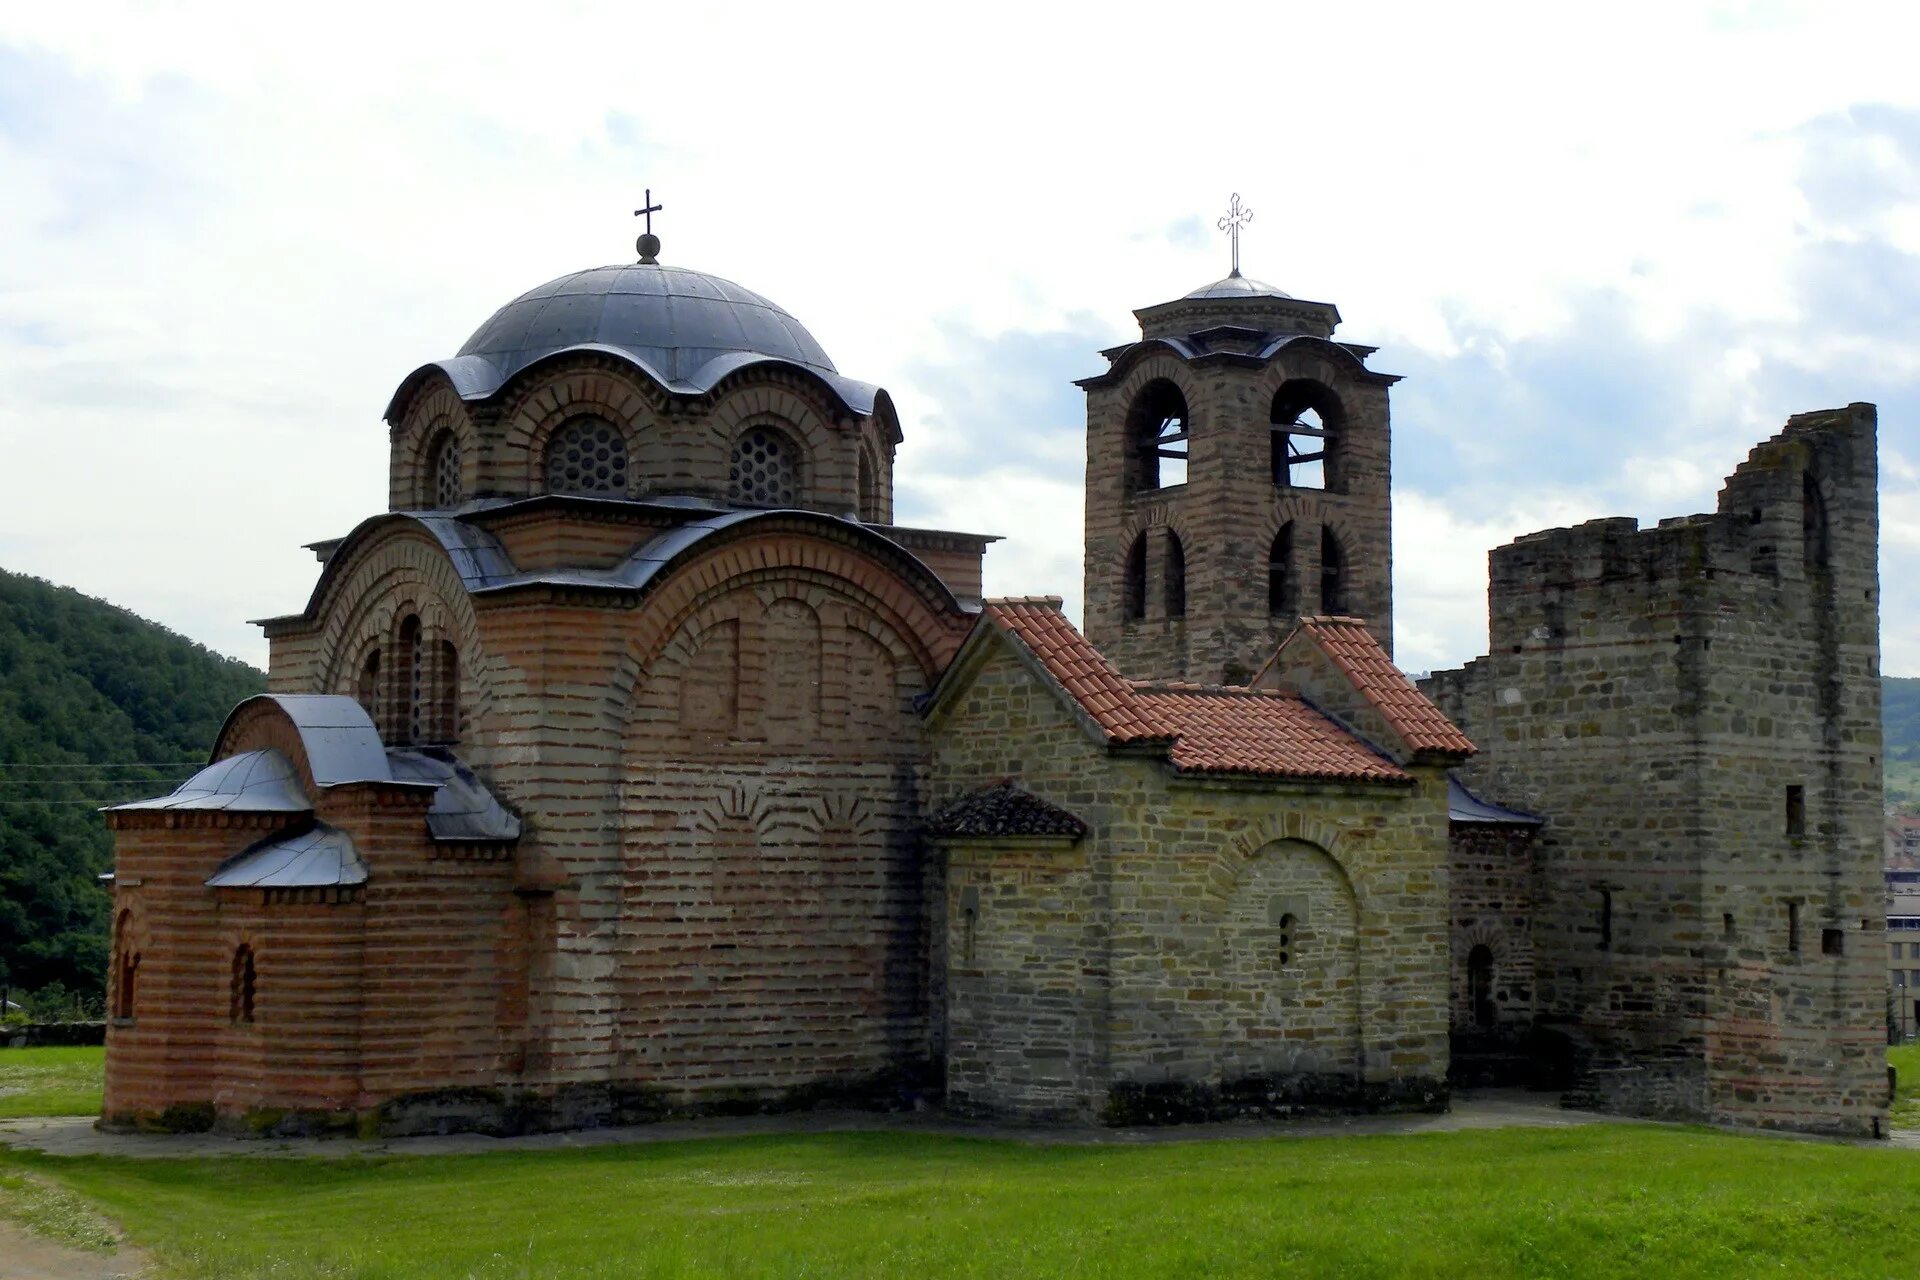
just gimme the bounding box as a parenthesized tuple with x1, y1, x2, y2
(939, 599, 1409, 784)
(926, 781, 1088, 840)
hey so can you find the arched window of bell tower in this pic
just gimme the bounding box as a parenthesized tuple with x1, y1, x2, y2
(1123, 533, 1148, 621)
(1126, 380, 1189, 492)
(1271, 382, 1343, 492)
(1268, 524, 1294, 617)
(1320, 526, 1349, 616)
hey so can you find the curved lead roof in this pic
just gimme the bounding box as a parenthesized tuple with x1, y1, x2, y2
(386, 263, 882, 418)
(1184, 273, 1292, 300)
(298, 505, 967, 617)
(212, 694, 393, 787)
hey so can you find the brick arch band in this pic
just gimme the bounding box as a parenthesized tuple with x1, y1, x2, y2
(609, 527, 974, 726)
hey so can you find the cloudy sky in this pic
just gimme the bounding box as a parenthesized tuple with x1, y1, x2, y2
(1, 2, 1916, 676)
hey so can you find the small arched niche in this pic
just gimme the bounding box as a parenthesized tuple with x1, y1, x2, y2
(1125, 379, 1190, 492)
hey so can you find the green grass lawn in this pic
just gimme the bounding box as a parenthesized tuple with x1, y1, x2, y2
(0, 1045, 104, 1119)
(1889, 1041, 1920, 1128)
(1, 1124, 1918, 1279)
(3, 1047, 1920, 1276)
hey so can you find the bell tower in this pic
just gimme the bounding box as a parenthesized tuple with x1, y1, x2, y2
(1078, 224, 1399, 684)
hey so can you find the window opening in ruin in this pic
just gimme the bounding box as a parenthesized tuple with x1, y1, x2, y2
(1598, 890, 1613, 951)
(1270, 382, 1340, 490)
(1785, 785, 1806, 838)
(429, 430, 462, 509)
(857, 447, 878, 521)
(1788, 901, 1801, 954)
(111, 910, 138, 1020)
(397, 615, 423, 746)
(356, 649, 381, 726)
(1268, 524, 1293, 617)
(1123, 533, 1148, 621)
(1821, 927, 1844, 957)
(545, 415, 629, 496)
(432, 640, 459, 744)
(1802, 470, 1829, 572)
(1468, 944, 1496, 1029)
(1320, 527, 1348, 615)
(962, 906, 978, 963)
(1723, 912, 1736, 940)
(1165, 531, 1187, 619)
(729, 426, 799, 506)
(1278, 913, 1296, 965)
(230, 944, 256, 1024)
(1126, 380, 1189, 492)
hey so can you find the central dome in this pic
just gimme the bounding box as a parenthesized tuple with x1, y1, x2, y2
(459, 263, 839, 385)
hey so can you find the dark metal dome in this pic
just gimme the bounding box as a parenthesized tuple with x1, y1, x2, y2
(460, 263, 838, 382)
(388, 262, 881, 419)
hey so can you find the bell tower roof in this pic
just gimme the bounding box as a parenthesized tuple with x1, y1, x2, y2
(1183, 272, 1292, 301)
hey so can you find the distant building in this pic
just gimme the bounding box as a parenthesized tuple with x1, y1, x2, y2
(1888, 868, 1920, 1039)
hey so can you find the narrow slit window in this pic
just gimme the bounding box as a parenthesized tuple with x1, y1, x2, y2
(1599, 890, 1613, 952)
(1278, 913, 1296, 966)
(230, 944, 256, 1024)
(1788, 901, 1801, 954)
(1785, 785, 1806, 838)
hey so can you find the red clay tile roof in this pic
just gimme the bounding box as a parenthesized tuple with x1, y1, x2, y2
(1132, 687, 1410, 782)
(980, 599, 1408, 783)
(1295, 616, 1476, 756)
(983, 598, 1167, 742)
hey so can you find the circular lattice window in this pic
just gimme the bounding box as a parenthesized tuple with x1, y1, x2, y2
(728, 427, 798, 506)
(429, 433, 462, 508)
(545, 417, 629, 495)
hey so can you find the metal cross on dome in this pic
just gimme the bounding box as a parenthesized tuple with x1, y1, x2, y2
(634, 189, 663, 234)
(1218, 193, 1252, 278)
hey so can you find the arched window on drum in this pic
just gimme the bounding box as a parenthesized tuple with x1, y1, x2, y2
(729, 426, 800, 506)
(544, 416, 629, 496)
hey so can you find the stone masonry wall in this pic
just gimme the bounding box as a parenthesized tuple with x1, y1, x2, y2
(1423, 405, 1887, 1137)
(929, 642, 1452, 1121)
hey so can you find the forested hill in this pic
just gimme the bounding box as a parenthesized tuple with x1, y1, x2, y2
(0, 568, 263, 1004)
(1888, 675, 1920, 808)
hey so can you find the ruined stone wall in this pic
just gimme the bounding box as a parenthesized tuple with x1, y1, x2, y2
(1082, 343, 1394, 686)
(929, 644, 1452, 1122)
(1423, 405, 1887, 1137)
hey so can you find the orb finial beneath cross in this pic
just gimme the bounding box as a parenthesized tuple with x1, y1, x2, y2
(1217, 193, 1252, 278)
(634, 188, 664, 264)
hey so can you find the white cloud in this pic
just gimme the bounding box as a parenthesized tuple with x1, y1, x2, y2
(0, 2, 1917, 674)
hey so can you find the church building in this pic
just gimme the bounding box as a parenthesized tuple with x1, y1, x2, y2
(100, 216, 1888, 1139)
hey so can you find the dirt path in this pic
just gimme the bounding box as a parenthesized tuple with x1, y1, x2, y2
(0, 1219, 147, 1280)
